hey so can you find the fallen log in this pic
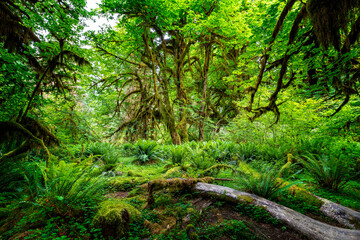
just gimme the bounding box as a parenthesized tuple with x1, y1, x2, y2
(238, 161, 360, 229)
(193, 182, 360, 240)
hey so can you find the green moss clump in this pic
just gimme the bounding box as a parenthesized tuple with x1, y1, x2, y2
(93, 199, 141, 239)
(186, 224, 199, 240)
(127, 170, 142, 177)
(237, 195, 254, 204)
(110, 177, 149, 191)
(200, 164, 235, 177)
(163, 166, 186, 178)
(144, 177, 214, 208)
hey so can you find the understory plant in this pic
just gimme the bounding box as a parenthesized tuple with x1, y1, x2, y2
(187, 143, 216, 170)
(84, 142, 121, 171)
(131, 141, 162, 164)
(167, 145, 188, 166)
(301, 153, 358, 191)
(205, 140, 238, 163)
(237, 165, 291, 200)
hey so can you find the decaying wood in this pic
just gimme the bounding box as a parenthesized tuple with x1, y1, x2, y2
(142, 177, 214, 209)
(238, 161, 360, 229)
(193, 182, 360, 240)
(314, 195, 360, 230)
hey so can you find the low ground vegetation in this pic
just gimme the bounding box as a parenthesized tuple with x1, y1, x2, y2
(1, 131, 359, 239)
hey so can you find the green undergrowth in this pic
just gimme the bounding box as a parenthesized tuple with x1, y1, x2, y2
(234, 203, 279, 225)
(312, 183, 360, 211)
(2, 137, 360, 239)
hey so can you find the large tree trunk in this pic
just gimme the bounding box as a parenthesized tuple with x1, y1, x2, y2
(193, 183, 360, 240)
(159, 83, 181, 145)
(199, 40, 212, 141)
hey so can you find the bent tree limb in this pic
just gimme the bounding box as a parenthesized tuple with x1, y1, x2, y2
(0, 120, 55, 163)
(193, 183, 360, 240)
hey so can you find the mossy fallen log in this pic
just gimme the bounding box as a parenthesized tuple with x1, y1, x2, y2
(193, 182, 360, 240)
(142, 177, 214, 208)
(238, 161, 360, 229)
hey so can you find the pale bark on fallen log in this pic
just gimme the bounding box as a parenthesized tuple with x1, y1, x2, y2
(314, 195, 360, 230)
(193, 182, 360, 240)
(239, 161, 360, 229)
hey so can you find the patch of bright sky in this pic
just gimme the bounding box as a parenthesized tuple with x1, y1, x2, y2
(83, 0, 118, 32)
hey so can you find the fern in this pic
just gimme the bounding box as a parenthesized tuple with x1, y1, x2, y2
(131, 141, 162, 164)
(237, 165, 293, 200)
(301, 153, 357, 190)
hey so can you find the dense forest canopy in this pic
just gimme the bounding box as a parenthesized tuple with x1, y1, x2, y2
(1, 1, 360, 240)
(1, 0, 360, 145)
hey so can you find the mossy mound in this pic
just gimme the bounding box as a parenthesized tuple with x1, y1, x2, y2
(109, 177, 149, 191)
(93, 199, 141, 239)
(163, 166, 188, 178)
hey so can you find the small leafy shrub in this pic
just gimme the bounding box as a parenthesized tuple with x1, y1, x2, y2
(234, 203, 279, 225)
(6, 203, 104, 240)
(120, 142, 136, 157)
(312, 186, 360, 210)
(199, 219, 257, 240)
(84, 142, 121, 171)
(39, 160, 108, 214)
(237, 142, 260, 162)
(277, 194, 322, 215)
(301, 154, 358, 190)
(258, 143, 289, 162)
(187, 144, 216, 170)
(131, 141, 162, 164)
(167, 145, 189, 165)
(237, 165, 291, 200)
(296, 137, 329, 155)
(205, 140, 238, 163)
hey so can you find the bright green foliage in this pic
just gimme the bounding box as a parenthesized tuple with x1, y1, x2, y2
(39, 160, 107, 212)
(237, 165, 291, 200)
(197, 219, 257, 240)
(84, 142, 122, 171)
(131, 141, 163, 164)
(93, 199, 141, 239)
(234, 203, 279, 225)
(301, 154, 358, 190)
(0, 44, 36, 120)
(186, 143, 216, 170)
(2, 0, 360, 239)
(166, 145, 189, 166)
(205, 141, 238, 163)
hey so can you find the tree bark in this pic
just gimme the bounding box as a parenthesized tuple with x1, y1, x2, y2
(238, 160, 360, 229)
(193, 183, 360, 240)
(199, 39, 212, 141)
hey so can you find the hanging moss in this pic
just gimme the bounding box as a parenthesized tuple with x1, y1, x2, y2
(307, 0, 360, 50)
(93, 199, 141, 240)
(0, 118, 59, 162)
